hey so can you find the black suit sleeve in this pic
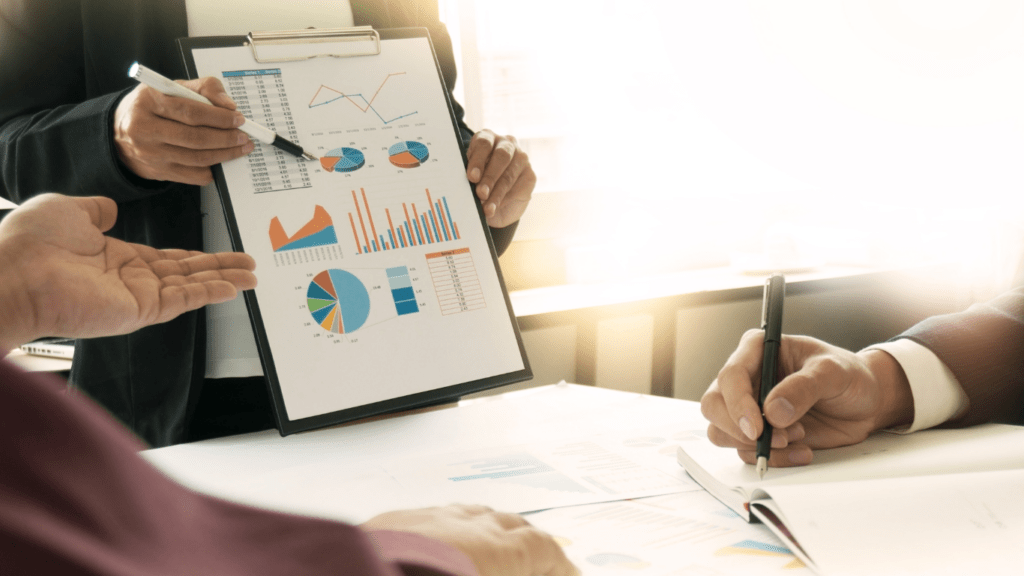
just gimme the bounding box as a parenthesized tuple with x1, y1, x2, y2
(899, 286, 1024, 426)
(0, 0, 174, 204)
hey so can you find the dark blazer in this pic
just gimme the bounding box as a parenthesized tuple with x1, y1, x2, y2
(900, 285, 1024, 426)
(0, 0, 516, 447)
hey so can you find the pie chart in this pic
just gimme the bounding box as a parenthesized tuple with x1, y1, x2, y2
(320, 147, 365, 173)
(306, 269, 371, 334)
(388, 141, 429, 168)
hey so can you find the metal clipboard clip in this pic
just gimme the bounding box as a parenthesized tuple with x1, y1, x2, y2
(247, 26, 381, 62)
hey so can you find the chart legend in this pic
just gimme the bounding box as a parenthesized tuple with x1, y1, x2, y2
(348, 187, 460, 254)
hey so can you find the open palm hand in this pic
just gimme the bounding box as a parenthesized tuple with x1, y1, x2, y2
(0, 194, 256, 351)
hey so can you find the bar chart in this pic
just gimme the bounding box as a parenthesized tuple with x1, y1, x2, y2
(347, 187, 460, 254)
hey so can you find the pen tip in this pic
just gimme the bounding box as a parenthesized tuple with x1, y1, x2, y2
(756, 457, 767, 480)
(302, 152, 319, 161)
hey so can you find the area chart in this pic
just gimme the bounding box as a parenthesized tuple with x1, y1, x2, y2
(270, 205, 339, 252)
(388, 141, 429, 168)
(307, 269, 371, 334)
(320, 147, 365, 173)
(348, 187, 460, 254)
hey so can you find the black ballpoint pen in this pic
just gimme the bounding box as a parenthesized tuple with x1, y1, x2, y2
(756, 273, 786, 479)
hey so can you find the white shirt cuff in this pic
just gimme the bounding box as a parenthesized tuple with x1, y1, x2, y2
(864, 339, 968, 433)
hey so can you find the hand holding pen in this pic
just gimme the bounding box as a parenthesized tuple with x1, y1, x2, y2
(114, 63, 315, 186)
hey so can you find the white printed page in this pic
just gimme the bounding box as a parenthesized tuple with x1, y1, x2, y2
(678, 424, 1024, 503)
(526, 492, 810, 575)
(760, 468, 1024, 576)
(191, 37, 524, 421)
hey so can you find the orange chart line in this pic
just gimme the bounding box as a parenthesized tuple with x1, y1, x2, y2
(307, 72, 407, 112)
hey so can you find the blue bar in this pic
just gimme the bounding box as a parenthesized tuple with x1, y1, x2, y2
(371, 239, 378, 251)
(392, 286, 415, 301)
(414, 220, 424, 245)
(436, 203, 450, 241)
(443, 197, 457, 239)
(388, 230, 396, 250)
(398, 228, 406, 248)
(395, 299, 419, 315)
(430, 210, 441, 243)
(379, 234, 387, 250)
(404, 223, 414, 246)
(421, 215, 431, 243)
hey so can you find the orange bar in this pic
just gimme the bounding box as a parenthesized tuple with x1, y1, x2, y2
(453, 222, 460, 240)
(352, 190, 371, 252)
(360, 188, 380, 252)
(386, 209, 398, 249)
(348, 212, 362, 254)
(426, 188, 443, 243)
(412, 203, 429, 243)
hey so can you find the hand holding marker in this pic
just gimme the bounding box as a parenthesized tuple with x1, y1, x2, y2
(128, 62, 318, 161)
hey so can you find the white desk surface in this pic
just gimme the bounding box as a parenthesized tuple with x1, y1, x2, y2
(145, 383, 705, 521)
(146, 384, 810, 575)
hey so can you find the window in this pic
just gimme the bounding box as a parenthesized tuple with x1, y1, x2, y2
(442, 1, 1024, 292)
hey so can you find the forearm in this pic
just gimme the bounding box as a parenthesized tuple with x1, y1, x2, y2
(901, 286, 1024, 426)
(1, 91, 175, 205)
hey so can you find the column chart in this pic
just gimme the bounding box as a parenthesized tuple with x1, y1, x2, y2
(348, 187, 460, 254)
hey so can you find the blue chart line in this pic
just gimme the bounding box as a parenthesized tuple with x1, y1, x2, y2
(308, 72, 418, 125)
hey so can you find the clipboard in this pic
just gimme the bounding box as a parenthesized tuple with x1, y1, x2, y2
(178, 27, 531, 436)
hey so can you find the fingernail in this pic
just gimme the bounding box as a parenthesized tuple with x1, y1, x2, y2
(469, 168, 481, 181)
(486, 202, 496, 216)
(789, 450, 812, 465)
(767, 398, 795, 425)
(478, 184, 490, 199)
(739, 417, 757, 441)
(771, 434, 787, 449)
(243, 142, 255, 154)
(237, 132, 250, 145)
(234, 114, 245, 127)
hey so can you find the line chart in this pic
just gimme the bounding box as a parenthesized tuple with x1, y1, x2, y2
(308, 72, 418, 125)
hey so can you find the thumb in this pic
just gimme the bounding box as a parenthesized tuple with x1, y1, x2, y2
(76, 196, 119, 233)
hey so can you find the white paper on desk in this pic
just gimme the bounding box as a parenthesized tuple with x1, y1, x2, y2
(525, 491, 809, 575)
(385, 435, 701, 514)
(760, 468, 1024, 576)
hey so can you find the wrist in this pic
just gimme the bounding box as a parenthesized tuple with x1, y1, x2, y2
(861, 349, 915, 431)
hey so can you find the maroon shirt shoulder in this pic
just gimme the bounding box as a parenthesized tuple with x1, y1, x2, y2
(0, 359, 477, 576)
